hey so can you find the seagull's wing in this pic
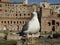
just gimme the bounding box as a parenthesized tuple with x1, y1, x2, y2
(17, 23, 29, 36)
(22, 23, 29, 31)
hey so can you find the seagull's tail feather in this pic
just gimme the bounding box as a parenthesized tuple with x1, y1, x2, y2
(19, 32, 25, 36)
(17, 31, 25, 36)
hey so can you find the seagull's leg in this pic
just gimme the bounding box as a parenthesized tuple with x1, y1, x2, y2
(31, 34, 36, 45)
(27, 34, 29, 40)
(26, 34, 31, 45)
(25, 34, 28, 45)
(31, 34, 34, 44)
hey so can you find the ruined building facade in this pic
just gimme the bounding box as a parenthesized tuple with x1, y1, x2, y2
(40, 1, 60, 33)
(0, 0, 60, 33)
(0, 0, 38, 32)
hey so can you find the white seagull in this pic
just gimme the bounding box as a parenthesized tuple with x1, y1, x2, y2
(18, 11, 40, 36)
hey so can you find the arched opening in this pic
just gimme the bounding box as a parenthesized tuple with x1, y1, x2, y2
(52, 20, 55, 25)
(0, 0, 1, 2)
(48, 22, 51, 26)
(56, 22, 59, 26)
(52, 26, 55, 31)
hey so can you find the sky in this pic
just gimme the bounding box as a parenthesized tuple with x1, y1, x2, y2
(11, 0, 60, 5)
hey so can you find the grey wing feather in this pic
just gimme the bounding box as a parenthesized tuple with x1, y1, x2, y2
(22, 23, 29, 32)
(17, 23, 29, 36)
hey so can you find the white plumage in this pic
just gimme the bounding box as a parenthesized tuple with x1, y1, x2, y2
(18, 11, 40, 36)
(24, 12, 40, 33)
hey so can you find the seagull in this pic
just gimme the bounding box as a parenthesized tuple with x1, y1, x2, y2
(18, 11, 40, 36)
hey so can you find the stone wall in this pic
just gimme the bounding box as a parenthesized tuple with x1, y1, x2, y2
(0, 33, 5, 40)
(17, 38, 60, 45)
(7, 32, 21, 40)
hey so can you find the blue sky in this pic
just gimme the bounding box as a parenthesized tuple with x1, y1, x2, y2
(11, 0, 60, 5)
